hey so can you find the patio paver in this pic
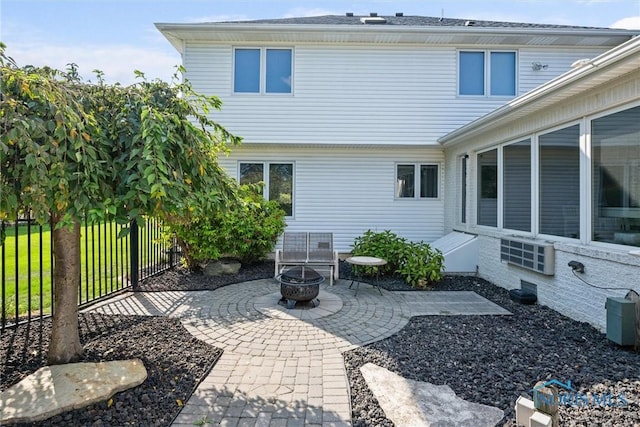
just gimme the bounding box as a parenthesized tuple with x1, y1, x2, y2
(87, 278, 511, 426)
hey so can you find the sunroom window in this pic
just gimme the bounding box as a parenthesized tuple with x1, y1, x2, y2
(539, 125, 580, 238)
(477, 149, 498, 227)
(503, 139, 531, 231)
(592, 106, 640, 246)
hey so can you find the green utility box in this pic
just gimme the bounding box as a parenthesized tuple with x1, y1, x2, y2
(605, 297, 637, 346)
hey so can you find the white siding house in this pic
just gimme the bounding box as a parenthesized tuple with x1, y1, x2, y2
(156, 14, 636, 253)
(157, 15, 639, 329)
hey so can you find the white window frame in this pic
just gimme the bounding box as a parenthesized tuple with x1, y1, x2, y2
(457, 49, 518, 97)
(395, 163, 440, 200)
(238, 161, 295, 218)
(232, 47, 294, 95)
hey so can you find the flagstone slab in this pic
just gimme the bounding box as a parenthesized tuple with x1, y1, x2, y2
(360, 362, 504, 427)
(1, 359, 147, 424)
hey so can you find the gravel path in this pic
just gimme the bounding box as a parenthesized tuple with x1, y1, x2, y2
(2, 260, 639, 426)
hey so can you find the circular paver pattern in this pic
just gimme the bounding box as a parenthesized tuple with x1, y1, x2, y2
(254, 290, 343, 320)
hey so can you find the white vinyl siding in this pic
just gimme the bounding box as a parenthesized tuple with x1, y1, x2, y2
(183, 43, 611, 147)
(219, 145, 444, 251)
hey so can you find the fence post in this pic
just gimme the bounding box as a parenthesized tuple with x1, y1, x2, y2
(130, 221, 139, 290)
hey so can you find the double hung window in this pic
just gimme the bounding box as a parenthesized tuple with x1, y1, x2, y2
(234, 48, 292, 94)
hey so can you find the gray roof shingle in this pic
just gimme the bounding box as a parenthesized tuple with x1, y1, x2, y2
(219, 14, 608, 30)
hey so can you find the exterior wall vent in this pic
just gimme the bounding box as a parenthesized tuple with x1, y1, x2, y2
(500, 238, 555, 275)
(360, 16, 387, 24)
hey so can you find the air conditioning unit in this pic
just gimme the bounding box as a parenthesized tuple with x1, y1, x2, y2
(605, 297, 637, 346)
(500, 238, 555, 275)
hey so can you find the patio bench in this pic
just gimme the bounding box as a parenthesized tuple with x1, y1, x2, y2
(274, 232, 340, 286)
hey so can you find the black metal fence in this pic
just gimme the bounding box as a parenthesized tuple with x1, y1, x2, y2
(0, 213, 178, 331)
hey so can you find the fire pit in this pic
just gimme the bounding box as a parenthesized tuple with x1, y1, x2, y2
(276, 266, 324, 309)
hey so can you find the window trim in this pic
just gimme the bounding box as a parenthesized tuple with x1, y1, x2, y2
(233, 47, 294, 95)
(238, 161, 295, 218)
(395, 163, 440, 200)
(458, 49, 518, 97)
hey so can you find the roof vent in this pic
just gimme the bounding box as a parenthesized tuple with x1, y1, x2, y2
(370, 12, 378, 17)
(465, 20, 475, 26)
(395, 12, 404, 17)
(360, 16, 387, 24)
(346, 12, 354, 17)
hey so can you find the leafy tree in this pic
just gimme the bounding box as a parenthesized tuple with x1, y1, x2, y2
(0, 43, 240, 364)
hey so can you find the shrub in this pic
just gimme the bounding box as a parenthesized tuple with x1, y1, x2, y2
(396, 241, 444, 288)
(170, 185, 286, 269)
(351, 229, 406, 275)
(351, 229, 444, 288)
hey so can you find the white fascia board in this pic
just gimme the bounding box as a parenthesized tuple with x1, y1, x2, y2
(438, 36, 640, 147)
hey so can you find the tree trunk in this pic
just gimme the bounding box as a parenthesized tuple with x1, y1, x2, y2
(48, 217, 84, 365)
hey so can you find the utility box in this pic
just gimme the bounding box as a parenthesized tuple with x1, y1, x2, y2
(605, 297, 637, 346)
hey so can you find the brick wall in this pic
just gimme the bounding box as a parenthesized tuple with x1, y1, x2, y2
(476, 235, 639, 331)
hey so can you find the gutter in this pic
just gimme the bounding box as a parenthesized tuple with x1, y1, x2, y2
(438, 35, 640, 147)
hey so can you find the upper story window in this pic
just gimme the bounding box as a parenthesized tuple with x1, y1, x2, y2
(459, 51, 516, 97)
(396, 164, 439, 199)
(234, 48, 292, 94)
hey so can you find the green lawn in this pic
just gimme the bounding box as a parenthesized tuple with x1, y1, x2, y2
(1, 220, 168, 319)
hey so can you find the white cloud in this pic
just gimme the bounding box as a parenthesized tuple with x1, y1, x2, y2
(611, 16, 640, 29)
(5, 42, 181, 85)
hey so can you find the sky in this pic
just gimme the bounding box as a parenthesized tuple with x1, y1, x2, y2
(1, 0, 639, 85)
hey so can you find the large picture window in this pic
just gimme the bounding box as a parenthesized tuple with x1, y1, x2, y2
(539, 125, 580, 238)
(592, 106, 640, 246)
(234, 48, 292, 94)
(459, 50, 516, 96)
(239, 162, 293, 216)
(396, 164, 439, 199)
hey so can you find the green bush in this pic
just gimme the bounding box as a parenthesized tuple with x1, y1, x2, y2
(396, 241, 444, 288)
(351, 229, 406, 275)
(351, 229, 444, 288)
(170, 185, 286, 269)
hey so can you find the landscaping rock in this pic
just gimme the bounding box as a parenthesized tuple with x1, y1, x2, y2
(204, 259, 241, 276)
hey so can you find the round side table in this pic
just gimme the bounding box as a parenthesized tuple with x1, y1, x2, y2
(345, 256, 387, 296)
